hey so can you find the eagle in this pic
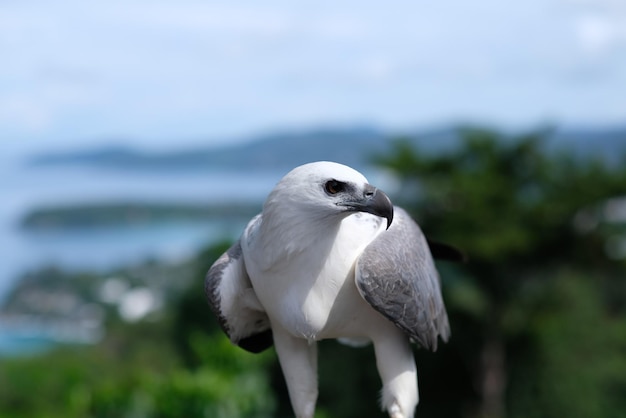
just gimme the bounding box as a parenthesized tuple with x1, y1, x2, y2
(205, 161, 451, 418)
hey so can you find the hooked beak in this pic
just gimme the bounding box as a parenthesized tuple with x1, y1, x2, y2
(340, 184, 394, 229)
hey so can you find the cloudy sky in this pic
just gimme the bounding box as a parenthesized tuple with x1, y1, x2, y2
(1, 0, 625, 151)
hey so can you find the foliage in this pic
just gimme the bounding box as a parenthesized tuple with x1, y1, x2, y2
(0, 244, 275, 418)
(377, 127, 626, 417)
(0, 318, 275, 418)
(88, 334, 275, 418)
(508, 272, 626, 418)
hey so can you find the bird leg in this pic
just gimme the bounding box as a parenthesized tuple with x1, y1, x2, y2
(272, 326, 319, 418)
(373, 328, 418, 418)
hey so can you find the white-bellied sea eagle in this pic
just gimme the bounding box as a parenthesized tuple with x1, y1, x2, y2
(205, 161, 451, 418)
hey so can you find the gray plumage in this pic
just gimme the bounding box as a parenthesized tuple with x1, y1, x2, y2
(205, 239, 272, 353)
(356, 207, 450, 351)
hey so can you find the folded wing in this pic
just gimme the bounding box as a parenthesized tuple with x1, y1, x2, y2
(205, 241, 272, 353)
(355, 207, 450, 351)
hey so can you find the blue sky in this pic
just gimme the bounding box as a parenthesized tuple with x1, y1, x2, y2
(1, 0, 625, 152)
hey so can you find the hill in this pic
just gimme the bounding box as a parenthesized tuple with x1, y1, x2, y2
(27, 125, 626, 172)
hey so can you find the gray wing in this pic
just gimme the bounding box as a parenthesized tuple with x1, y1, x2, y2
(205, 240, 272, 353)
(355, 207, 450, 351)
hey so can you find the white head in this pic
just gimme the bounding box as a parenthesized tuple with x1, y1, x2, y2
(263, 161, 393, 230)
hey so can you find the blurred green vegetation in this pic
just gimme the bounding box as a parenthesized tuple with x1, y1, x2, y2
(376, 128, 626, 418)
(0, 244, 275, 418)
(20, 203, 259, 230)
(1, 128, 626, 418)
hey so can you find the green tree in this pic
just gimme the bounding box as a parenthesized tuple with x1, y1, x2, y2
(0, 243, 276, 418)
(377, 127, 626, 418)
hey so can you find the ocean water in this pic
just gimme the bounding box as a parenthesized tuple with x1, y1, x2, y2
(0, 325, 57, 356)
(0, 151, 278, 301)
(0, 147, 281, 355)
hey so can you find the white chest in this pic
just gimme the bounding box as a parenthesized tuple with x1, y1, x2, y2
(243, 212, 385, 340)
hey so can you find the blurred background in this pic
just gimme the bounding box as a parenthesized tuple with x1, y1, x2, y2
(1, 1, 625, 417)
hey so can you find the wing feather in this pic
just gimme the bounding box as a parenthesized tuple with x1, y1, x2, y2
(355, 207, 450, 351)
(205, 240, 272, 353)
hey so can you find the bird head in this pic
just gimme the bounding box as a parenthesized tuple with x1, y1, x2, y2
(264, 161, 394, 230)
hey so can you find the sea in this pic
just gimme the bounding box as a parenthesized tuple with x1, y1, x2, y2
(0, 145, 280, 355)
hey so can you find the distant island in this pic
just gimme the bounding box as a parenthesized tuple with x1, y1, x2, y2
(27, 125, 626, 173)
(19, 124, 626, 231)
(20, 202, 260, 230)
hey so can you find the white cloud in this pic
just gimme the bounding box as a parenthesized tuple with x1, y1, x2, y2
(577, 15, 626, 54)
(0, 97, 52, 134)
(1, 0, 625, 148)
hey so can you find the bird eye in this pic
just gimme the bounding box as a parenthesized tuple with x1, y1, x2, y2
(324, 180, 345, 195)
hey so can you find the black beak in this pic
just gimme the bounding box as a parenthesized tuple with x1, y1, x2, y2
(341, 184, 394, 229)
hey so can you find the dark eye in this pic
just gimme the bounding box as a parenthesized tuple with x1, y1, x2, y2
(324, 180, 345, 195)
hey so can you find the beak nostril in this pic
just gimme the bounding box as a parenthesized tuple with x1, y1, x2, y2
(364, 185, 376, 199)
